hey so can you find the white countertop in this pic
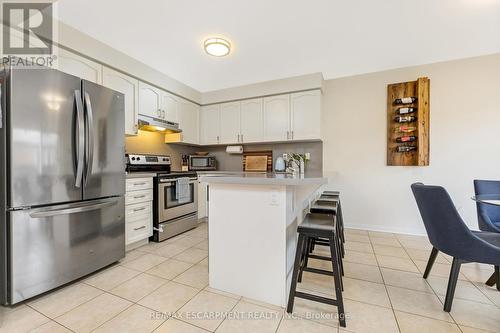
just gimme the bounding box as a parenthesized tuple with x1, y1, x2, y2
(198, 171, 327, 186)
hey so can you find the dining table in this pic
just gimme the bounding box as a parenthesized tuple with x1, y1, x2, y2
(471, 194, 500, 289)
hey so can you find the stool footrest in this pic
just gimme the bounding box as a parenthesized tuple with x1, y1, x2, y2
(313, 240, 330, 247)
(294, 291, 338, 306)
(309, 254, 332, 261)
(303, 267, 333, 276)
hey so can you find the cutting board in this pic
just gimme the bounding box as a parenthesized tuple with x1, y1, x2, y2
(243, 150, 273, 172)
(245, 156, 268, 172)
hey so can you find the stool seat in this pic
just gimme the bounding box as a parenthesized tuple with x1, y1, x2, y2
(311, 202, 337, 214)
(318, 196, 340, 203)
(323, 190, 340, 196)
(298, 213, 335, 238)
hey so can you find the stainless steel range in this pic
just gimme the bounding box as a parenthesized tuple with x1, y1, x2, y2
(126, 154, 198, 242)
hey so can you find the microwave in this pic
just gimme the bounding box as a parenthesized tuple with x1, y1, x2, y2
(189, 155, 217, 171)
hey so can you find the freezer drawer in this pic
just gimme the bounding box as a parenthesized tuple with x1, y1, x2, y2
(7, 197, 125, 304)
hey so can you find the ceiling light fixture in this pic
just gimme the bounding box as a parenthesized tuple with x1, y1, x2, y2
(204, 37, 231, 57)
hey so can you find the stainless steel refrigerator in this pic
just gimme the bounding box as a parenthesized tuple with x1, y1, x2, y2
(0, 66, 126, 305)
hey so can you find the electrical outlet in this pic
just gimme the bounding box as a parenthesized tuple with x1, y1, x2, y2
(305, 153, 310, 160)
(282, 153, 288, 160)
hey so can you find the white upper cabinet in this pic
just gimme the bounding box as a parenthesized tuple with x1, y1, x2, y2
(102, 67, 139, 136)
(219, 102, 241, 144)
(263, 94, 290, 142)
(200, 105, 221, 145)
(177, 98, 199, 144)
(161, 91, 178, 123)
(290, 90, 321, 140)
(240, 98, 264, 143)
(56, 48, 102, 84)
(138, 82, 162, 118)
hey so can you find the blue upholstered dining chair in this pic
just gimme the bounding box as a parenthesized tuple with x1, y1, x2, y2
(474, 179, 500, 287)
(411, 183, 500, 311)
(474, 180, 500, 233)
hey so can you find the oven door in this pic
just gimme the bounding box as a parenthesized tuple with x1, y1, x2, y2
(158, 177, 198, 222)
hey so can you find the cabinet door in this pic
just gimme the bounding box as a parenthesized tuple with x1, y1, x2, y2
(219, 101, 241, 144)
(290, 90, 321, 140)
(178, 99, 199, 144)
(138, 82, 162, 118)
(161, 91, 178, 123)
(200, 105, 220, 145)
(240, 98, 263, 143)
(263, 95, 290, 141)
(102, 67, 139, 136)
(56, 48, 102, 84)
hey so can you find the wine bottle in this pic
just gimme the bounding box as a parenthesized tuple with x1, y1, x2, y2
(396, 135, 417, 143)
(394, 97, 417, 105)
(396, 107, 416, 115)
(394, 115, 417, 123)
(395, 125, 417, 133)
(397, 146, 417, 153)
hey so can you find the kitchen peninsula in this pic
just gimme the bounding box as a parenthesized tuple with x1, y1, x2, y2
(199, 172, 327, 307)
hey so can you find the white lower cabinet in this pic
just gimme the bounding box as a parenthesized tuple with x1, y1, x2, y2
(125, 177, 153, 246)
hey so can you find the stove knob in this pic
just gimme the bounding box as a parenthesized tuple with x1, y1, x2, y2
(137, 157, 141, 161)
(131, 157, 136, 161)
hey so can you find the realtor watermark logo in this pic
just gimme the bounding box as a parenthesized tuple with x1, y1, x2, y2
(1, 1, 57, 68)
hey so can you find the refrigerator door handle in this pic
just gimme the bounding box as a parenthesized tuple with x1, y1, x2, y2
(29, 197, 120, 218)
(74, 90, 85, 188)
(84, 92, 94, 186)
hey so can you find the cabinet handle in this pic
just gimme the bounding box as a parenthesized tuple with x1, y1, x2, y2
(291, 131, 294, 140)
(133, 195, 146, 199)
(133, 226, 146, 231)
(241, 134, 243, 142)
(217, 135, 219, 143)
(157, 109, 161, 117)
(287, 131, 289, 140)
(162, 110, 166, 118)
(237, 134, 240, 143)
(133, 182, 146, 186)
(133, 207, 146, 212)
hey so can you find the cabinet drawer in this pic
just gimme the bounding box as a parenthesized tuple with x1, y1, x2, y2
(126, 201, 152, 220)
(125, 189, 153, 205)
(126, 217, 152, 245)
(126, 178, 153, 192)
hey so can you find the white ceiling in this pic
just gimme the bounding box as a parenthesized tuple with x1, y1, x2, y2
(56, 0, 500, 92)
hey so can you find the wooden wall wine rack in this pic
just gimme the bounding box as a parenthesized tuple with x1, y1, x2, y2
(387, 77, 430, 166)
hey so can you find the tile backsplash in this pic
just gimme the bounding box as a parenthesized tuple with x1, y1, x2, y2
(202, 141, 323, 173)
(126, 131, 323, 173)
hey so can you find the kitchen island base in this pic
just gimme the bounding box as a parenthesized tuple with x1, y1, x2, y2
(205, 177, 326, 307)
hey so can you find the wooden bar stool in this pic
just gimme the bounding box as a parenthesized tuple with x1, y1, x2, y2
(317, 192, 345, 246)
(310, 198, 346, 258)
(287, 212, 346, 328)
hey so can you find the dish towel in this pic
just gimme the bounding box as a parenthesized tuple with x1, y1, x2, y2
(176, 177, 190, 204)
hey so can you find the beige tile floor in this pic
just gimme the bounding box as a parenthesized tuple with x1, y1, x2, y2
(1, 223, 500, 333)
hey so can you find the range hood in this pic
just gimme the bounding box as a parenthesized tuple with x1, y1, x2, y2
(138, 114, 182, 134)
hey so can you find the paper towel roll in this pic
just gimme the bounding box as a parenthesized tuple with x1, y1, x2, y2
(226, 145, 243, 154)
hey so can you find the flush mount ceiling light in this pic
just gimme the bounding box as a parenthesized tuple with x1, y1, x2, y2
(204, 37, 231, 57)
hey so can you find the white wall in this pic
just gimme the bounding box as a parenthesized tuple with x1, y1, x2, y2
(55, 20, 202, 103)
(322, 53, 500, 235)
